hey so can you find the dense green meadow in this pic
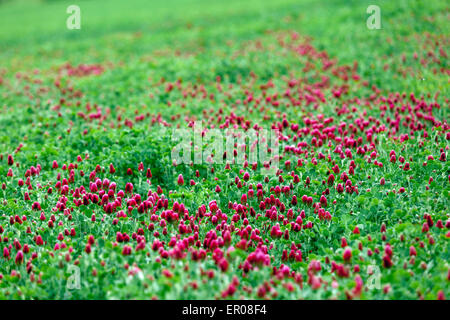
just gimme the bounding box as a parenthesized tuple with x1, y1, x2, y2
(0, 0, 448, 299)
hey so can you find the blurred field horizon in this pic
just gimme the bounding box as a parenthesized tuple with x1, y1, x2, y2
(1, 1, 447, 75)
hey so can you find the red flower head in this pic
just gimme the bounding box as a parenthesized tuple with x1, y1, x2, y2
(343, 248, 352, 262)
(7, 154, 14, 166)
(218, 258, 229, 272)
(383, 254, 393, 268)
(327, 174, 335, 185)
(35, 235, 44, 246)
(319, 195, 327, 207)
(15, 250, 24, 265)
(3, 247, 9, 259)
(31, 202, 41, 211)
(177, 174, 184, 186)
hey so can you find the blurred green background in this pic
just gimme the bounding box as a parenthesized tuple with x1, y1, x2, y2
(0, 1, 447, 63)
(0, 0, 448, 96)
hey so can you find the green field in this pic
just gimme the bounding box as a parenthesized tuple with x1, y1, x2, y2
(0, 0, 448, 300)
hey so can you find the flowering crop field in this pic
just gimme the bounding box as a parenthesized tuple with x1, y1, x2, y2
(0, 0, 449, 300)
